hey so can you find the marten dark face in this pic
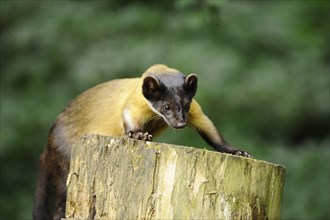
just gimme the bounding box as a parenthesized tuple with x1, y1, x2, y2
(142, 73, 198, 129)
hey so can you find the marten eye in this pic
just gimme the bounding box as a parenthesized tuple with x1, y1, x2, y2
(163, 104, 170, 111)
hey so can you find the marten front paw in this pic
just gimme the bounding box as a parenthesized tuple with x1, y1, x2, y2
(232, 150, 252, 158)
(128, 131, 153, 141)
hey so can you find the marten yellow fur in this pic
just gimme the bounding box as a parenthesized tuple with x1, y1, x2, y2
(33, 64, 251, 220)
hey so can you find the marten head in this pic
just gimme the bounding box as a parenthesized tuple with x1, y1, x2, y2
(142, 66, 198, 129)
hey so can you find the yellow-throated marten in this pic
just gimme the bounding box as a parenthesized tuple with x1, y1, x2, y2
(33, 64, 251, 220)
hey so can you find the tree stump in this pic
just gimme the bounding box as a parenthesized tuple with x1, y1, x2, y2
(65, 135, 285, 219)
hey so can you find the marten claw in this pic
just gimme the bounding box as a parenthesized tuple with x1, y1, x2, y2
(128, 131, 152, 141)
(141, 132, 152, 141)
(233, 150, 252, 158)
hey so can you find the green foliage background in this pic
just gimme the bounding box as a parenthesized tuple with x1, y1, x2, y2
(0, 0, 329, 219)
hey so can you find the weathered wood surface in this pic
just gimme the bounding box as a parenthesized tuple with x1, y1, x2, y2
(65, 135, 285, 220)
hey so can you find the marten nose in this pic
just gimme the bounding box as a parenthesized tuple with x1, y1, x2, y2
(174, 122, 186, 129)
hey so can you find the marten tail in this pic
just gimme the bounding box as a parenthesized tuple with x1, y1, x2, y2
(33, 150, 54, 220)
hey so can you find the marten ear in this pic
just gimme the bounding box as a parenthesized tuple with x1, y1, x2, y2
(142, 76, 161, 100)
(185, 73, 198, 97)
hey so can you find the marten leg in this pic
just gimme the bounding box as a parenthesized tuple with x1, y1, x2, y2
(47, 142, 70, 220)
(123, 109, 153, 141)
(188, 100, 251, 157)
(128, 131, 153, 141)
(53, 181, 67, 220)
(33, 150, 54, 220)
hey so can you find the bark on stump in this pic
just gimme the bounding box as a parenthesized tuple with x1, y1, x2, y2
(65, 135, 285, 219)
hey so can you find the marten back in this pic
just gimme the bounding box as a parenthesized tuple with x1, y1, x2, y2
(49, 78, 141, 157)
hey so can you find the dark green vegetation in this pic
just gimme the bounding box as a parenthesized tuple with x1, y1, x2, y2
(0, 0, 329, 219)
